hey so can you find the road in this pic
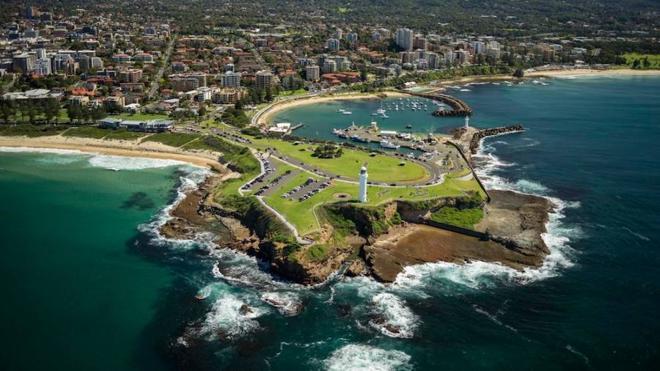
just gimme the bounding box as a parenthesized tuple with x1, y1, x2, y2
(147, 34, 177, 100)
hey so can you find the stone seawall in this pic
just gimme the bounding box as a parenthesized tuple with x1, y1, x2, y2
(469, 124, 525, 154)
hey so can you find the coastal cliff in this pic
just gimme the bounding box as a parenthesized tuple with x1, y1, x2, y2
(159, 123, 552, 285)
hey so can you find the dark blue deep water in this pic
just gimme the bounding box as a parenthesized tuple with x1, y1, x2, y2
(1, 75, 659, 370)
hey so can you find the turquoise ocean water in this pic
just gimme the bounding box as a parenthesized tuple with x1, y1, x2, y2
(1, 75, 659, 370)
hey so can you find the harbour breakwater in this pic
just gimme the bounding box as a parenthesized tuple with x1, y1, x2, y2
(409, 92, 473, 117)
(469, 124, 525, 154)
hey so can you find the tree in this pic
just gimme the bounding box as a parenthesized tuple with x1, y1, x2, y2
(360, 68, 368, 82)
(24, 100, 38, 124)
(43, 98, 61, 124)
(513, 68, 525, 78)
(642, 57, 650, 69)
(67, 104, 82, 124)
(0, 99, 16, 124)
(91, 106, 106, 123)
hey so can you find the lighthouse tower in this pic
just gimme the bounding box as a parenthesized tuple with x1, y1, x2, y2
(464, 115, 470, 129)
(358, 165, 368, 203)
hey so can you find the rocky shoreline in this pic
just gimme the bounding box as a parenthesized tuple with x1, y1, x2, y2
(160, 126, 552, 285)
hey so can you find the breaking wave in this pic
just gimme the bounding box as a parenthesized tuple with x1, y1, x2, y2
(324, 344, 412, 371)
(87, 154, 186, 170)
(391, 136, 581, 289)
(369, 293, 419, 339)
(0, 146, 83, 155)
(137, 165, 211, 249)
(199, 291, 269, 341)
(261, 291, 304, 316)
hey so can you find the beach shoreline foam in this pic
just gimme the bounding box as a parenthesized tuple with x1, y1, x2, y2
(0, 135, 224, 170)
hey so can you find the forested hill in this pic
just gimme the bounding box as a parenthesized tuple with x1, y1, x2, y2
(11, 0, 660, 36)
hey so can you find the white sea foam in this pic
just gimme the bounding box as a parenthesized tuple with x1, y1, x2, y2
(369, 293, 419, 339)
(463, 137, 582, 284)
(324, 344, 412, 371)
(210, 248, 303, 290)
(0, 146, 84, 155)
(199, 291, 269, 341)
(261, 291, 303, 316)
(137, 165, 211, 249)
(87, 154, 186, 170)
(388, 135, 582, 289)
(393, 260, 517, 290)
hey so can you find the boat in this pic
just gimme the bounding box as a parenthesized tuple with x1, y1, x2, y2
(380, 139, 400, 149)
(351, 135, 368, 143)
(406, 124, 413, 129)
(342, 111, 352, 115)
(332, 128, 348, 138)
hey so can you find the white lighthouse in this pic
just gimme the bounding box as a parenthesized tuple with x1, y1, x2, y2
(358, 165, 368, 203)
(464, 115, 470, 128)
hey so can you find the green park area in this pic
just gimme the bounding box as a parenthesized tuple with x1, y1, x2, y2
(623, 53, 660, 69)
(250, 137, 430, 183)
(260, 158, 485, 236)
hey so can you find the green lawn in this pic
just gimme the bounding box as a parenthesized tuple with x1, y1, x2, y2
(261, 165, 484, 236)
(262, 168, 325, 235)
(277, 89, 308, 98)
(62, 126, 148, 141)
(251, 138, 430, 183)
(142, 132, 200, 147)
(103, 129, 147, 140)
(62, 126, 109, 139)
(430, 207, 484, 230)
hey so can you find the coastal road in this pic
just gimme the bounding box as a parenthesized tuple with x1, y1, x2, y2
(147, 34, 177, 100)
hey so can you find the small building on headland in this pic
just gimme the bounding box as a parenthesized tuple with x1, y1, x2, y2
(267, 122, 292, 136)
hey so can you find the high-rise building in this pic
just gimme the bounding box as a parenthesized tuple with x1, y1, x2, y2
(322, 59, 337, 73)
(471, 41, 486, 55)
(326, 38, 340, 51)
(33, 58, 51, 76)
(346, 32, 358, 45)
(12, 53, 36, 74)
(119, 69, 143, 83)
(35, 48, 47, 60)
(221, 71, 241, 88)
(305, 65, 320, 81)
(413, 35, 427, 50)
(426, 52, 441, 69)
(395, 28, 414, 51)
(255, 70, 273, 90)
(358, 166, 368, 203)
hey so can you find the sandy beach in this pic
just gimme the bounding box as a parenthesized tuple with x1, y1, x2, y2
(0, 135, 226, 171)
(255, 91, 408, 125)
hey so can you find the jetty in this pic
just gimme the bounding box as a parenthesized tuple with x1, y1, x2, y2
(409, 91, 473, 117)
